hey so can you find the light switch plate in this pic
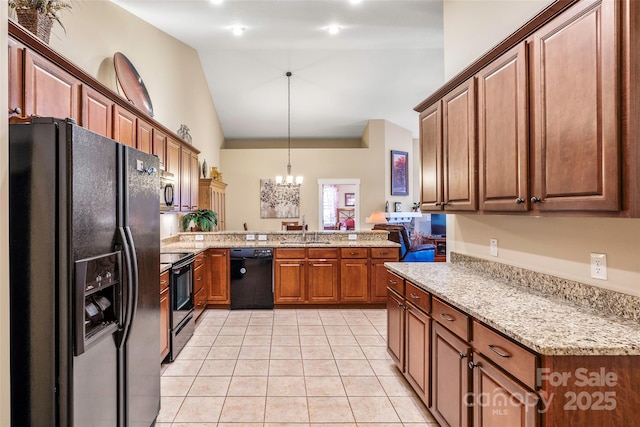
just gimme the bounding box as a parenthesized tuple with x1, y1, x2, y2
(195, 234, 204, 241)
(490, 239, 498, 257)
(348, 234, 357, 240)
(258, 234, 267, 241)
(246, 234, 255, 241)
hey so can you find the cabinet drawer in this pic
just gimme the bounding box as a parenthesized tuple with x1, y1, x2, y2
(308, 248, 338, 259)
(432, 297, 470, 341)
(386, 270, 404, 294)
(194, 287, 206, 321)
(275, 248, 306, 259)
(341, 247, 368, 258)
(472, 320, 538, 389)
(160, 270, 169, 292)
(405, 282, 431, 313)
(194, 252, 205, 269)
(193, 264, 205, 293)
(371, 247, 399, 259)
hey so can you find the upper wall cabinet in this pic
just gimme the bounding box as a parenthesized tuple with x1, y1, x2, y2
(81, 85, 113, 138)
(530, 0, 619, 212)
(417, 0, 635, 217)
(420, 78, 477, 212)
(477, 43, 529, 212)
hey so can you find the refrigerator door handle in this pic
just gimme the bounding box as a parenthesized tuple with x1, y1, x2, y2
(117, 226, 134, 348)
(123, 226, 140, 345)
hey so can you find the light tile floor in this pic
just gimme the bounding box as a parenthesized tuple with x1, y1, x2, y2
(157, 308, 439, 426)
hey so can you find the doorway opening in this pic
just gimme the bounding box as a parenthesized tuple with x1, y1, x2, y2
(317, 179, 360, 230)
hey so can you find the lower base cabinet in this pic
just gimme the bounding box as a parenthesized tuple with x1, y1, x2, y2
(405, 302, 431, 406)
(431, 322, 471, 427)
(206, 248, 230, 305)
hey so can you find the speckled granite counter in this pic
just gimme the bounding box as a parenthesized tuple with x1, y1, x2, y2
(385, 261, 640, 356)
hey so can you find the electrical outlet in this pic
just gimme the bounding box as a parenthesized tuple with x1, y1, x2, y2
(490, 239, 498, 257)
(348, 234, 357, 240)
(258, 234, 267, 241)
(590, 253, 608, 280)
(246, 234, 255, 241)
(195, 234, 204, 241)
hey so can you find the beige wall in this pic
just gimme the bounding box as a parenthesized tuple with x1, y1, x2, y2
(221, 119, 416, 231)
(47, 0, 224, 166)
(443, 0, 552, 79)
(443, 0, 640, 297)
(2, 4, 9, 424)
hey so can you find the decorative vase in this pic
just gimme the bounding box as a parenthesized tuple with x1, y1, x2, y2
(201, 159, 208, 178)
(16, 9, 53, 44)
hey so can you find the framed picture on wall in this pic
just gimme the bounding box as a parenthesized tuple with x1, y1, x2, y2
(344, 193, 355, 207)
(391, 150, 409, 196)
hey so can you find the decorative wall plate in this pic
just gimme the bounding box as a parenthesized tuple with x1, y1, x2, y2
(113, 52, 154, 117)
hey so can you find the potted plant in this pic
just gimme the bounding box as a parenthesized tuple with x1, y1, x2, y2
(181, 209, 218, 232)
(9, 0, 72, 44)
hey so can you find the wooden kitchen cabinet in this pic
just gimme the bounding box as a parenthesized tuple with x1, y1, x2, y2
(160, 270, 170, 361)
(471, 354, 538, 427)
(153, 129, 167, 169)
(431, 322, 471, 427)
(405, 301, 431, 406)
(206, 248, 230, 305)
(420, 77, 477, 213)
(193, 252, 206, 321)
(199, 178, 227, 231)
(180, 147, 192, 211)
(530, 0, 619, 212)
(113, 105, 137, 148)
(370, 247, 400, 302)
(387, 288, 405, 367)
(8, 38, 23, 119)
(477, 43, 529, 212)
(137, 119, 153, 154)
(340, 248, 369, 302)
(80, 85, 113, 139)
(307, 248, 339, 303)
(23, 49, 78, 121)
(274, 249, 306, 304)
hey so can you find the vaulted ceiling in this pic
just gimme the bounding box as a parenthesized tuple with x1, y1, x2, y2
(113, 0, 445, 140)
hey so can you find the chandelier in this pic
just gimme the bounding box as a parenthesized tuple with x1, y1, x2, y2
(275, 71, 303, 185)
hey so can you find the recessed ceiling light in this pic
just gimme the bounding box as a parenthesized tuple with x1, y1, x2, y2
(210, 0, 223, 4)
(228, 25, 246, 36)
(349, 0, 363, 4)
(325, 25, 341, 35)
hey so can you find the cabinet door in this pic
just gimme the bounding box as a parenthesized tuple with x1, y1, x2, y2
(340, 259, 369, 302)
(160, 283, 170, 361)
(80, 85, 113, 138)
(471, 353, 538, 427)
(531, 0, 619, 212)
(405, 302, 431, 407)
(370, 259, 397, 302)
(190, 152, 199, 210)
(193, 288, 206, 322)
(8, 39, 24, 118)
(166, 138, 181, 210)
(387, 289, 404, 369)
(153, 129, 167, 170)
(137, 119, 153, 154)
(420, 102, 444, 211)
(478, 43, 529, 212)
(207, 249, 230, 304)
(113, 105, 137, 147)
(274, 259, 306, 303)
(442, 77, 477, 211)
(24, 49, 78, 120)
(180, 147, 192, 211)
(431, 322, 471, 427)
(308, 259, 339, 303)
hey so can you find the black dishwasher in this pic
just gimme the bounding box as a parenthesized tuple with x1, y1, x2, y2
(230, 248, 274, 309)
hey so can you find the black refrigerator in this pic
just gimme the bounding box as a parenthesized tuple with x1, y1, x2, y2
(9, 118, 161, 427)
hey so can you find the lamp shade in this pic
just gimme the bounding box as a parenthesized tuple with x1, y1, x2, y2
(366, 211, 388, 224)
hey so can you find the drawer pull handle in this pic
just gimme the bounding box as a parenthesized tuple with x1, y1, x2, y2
(350, 252, 357, 255)
(389, 280, 397, 285)
(488, 345, 512, 358)
(160, 280, 167, 285)
(409, 293, 420, 299)
(440, 313, 455, 322)
(197, 277, 202, 281)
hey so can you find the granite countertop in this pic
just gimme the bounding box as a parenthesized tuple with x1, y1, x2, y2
(385, 262, 640, 356)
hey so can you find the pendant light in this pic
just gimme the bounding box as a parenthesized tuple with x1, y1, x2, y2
(276, 71, 303, 185)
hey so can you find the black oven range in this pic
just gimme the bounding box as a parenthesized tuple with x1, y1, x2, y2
(161, 251, 195, 362)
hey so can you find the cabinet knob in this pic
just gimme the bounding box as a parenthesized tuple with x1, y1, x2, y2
(531, 196, 542, 203)
(441, 202, 448, 206)
(459, 352, 467, 360)
(9, 107, 21, 115)
(468, 361, 478, 370)
(435, 202, 442, 206)
(515, 197, 525, 204)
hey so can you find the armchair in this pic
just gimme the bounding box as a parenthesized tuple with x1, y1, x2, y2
(373, 224, 435, 262)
